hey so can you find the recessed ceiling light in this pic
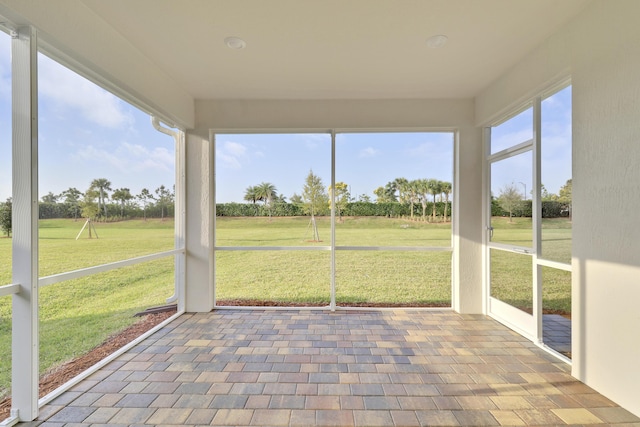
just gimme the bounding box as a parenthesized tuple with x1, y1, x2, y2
(426, 34, 448, 49)
(224, 36, 246, 50)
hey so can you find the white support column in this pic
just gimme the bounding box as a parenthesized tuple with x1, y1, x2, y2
(453, 125, 484, 314)
(11, 26, 39, 422)
(184, 130, 214, 312)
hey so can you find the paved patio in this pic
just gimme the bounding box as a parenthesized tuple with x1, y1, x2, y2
(26, 310, 640, 426)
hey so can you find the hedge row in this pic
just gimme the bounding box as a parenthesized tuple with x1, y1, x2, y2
(491, 200, 570, 218)
(216, 201, 453, 218)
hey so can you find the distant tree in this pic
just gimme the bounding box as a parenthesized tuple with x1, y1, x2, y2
(441, 181, 452, 222)
(373, 184, 396, 203)
(41, 191, 59, 204)
(328, 181, 350, 221)
(244, 185, 260, 212)
(393, 177, 409, 204)
(80, 189, 100, 220)
(557, 178, 572, 219)
(427, 179, 442, 222)
(497, 184, 522, 222)
(540, 184, 553, 201)
(137, 188, 154, 220)
(0, 198, 11, 237)
(290, 193, 303, 206)
(256, 182, 278, 219)
(415, 179, 429, 220)
(155, 185, 172, 220)
(89, 178, 112, 217)
(358, 194, 371, 203)
(112, 187, 133, 217)
(61, 187, 83, 220)
(405, 180, 420, 219)
(302, 170, 328, 217)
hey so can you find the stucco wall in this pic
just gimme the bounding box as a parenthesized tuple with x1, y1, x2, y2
(475, 0, 640, 416)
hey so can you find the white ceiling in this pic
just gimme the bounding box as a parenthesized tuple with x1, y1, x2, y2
(80, 0, 589, 101)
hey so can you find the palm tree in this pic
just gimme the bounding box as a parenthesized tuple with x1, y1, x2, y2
(393, 177, 409, 204)
(89, 178, 112, 218)
(256, 182, 277, 219)
(441, 181, 452, 223)
(427, 179, 442, 222)
(244, 185, 260, 215)
(415, 179, 429, 221)
(405, 180, 420, 220)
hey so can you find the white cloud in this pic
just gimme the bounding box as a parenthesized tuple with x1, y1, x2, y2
(223, 141, 247, 157)
(38, 54, 132, 129)
(217, 140, 247, 169)
(359, 146, 379, 158)
(74, 142, 173, 174)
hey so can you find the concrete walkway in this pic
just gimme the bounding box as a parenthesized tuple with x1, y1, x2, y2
(26, 310, 640, 426)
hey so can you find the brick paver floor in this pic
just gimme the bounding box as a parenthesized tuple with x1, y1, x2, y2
(24, 310, 640, 426)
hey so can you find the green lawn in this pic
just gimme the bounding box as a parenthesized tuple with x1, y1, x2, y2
(0, 215, 572, 398)
(0, 219, 175, 399)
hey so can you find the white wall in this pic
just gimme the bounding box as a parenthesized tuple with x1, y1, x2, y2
(475, 0, 640, 416)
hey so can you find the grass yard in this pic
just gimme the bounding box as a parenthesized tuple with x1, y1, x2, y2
(215, 216, 452, 306)
(489, 217, 572, 314)
(0, 219, 175, 399)
(0, 215, 572, 399)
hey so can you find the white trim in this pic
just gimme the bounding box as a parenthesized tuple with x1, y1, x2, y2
(215, 246, 451, 252)
(330, 131, 337, 311)
(336, 246, 452, 252)
(537, 258, 572, 271)
(0, 284, 20, 297)
(533, 96, 543, 343)
(11, 25, 39, 423)
(216, 246, 331, 251)
(487, 139, 533, 162)
(38, 249, 184, 288)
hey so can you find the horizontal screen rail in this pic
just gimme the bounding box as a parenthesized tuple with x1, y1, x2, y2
(38, 248, 185, 288)
(336, 246, 452, 251)
(0, 283, 20, 297)
(215, 246, 452, 251)
(216, 246, 331, 251)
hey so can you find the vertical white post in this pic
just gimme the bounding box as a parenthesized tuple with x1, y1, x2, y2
(532, 97, 543, 343)
(175, 130, 186, 312)
(330, 131, 336, 311)
(11, 26, 39, 422)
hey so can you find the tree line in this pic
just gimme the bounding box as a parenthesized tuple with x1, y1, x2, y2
(0, 178, 175, 236)
(495, 179, 572, 221)
(236, 171, 454, 222)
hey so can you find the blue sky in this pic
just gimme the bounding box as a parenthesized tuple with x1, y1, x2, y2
(0, 32, 174, 203)
(1, 30, 571, 205)
(215, 132, 454, 203)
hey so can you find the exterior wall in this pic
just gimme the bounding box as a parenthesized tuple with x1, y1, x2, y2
(195, 98, 484, 314)
(475, 0, 640, 416)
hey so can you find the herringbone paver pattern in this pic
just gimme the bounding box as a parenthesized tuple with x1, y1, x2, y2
(26, 310, 640, 426)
